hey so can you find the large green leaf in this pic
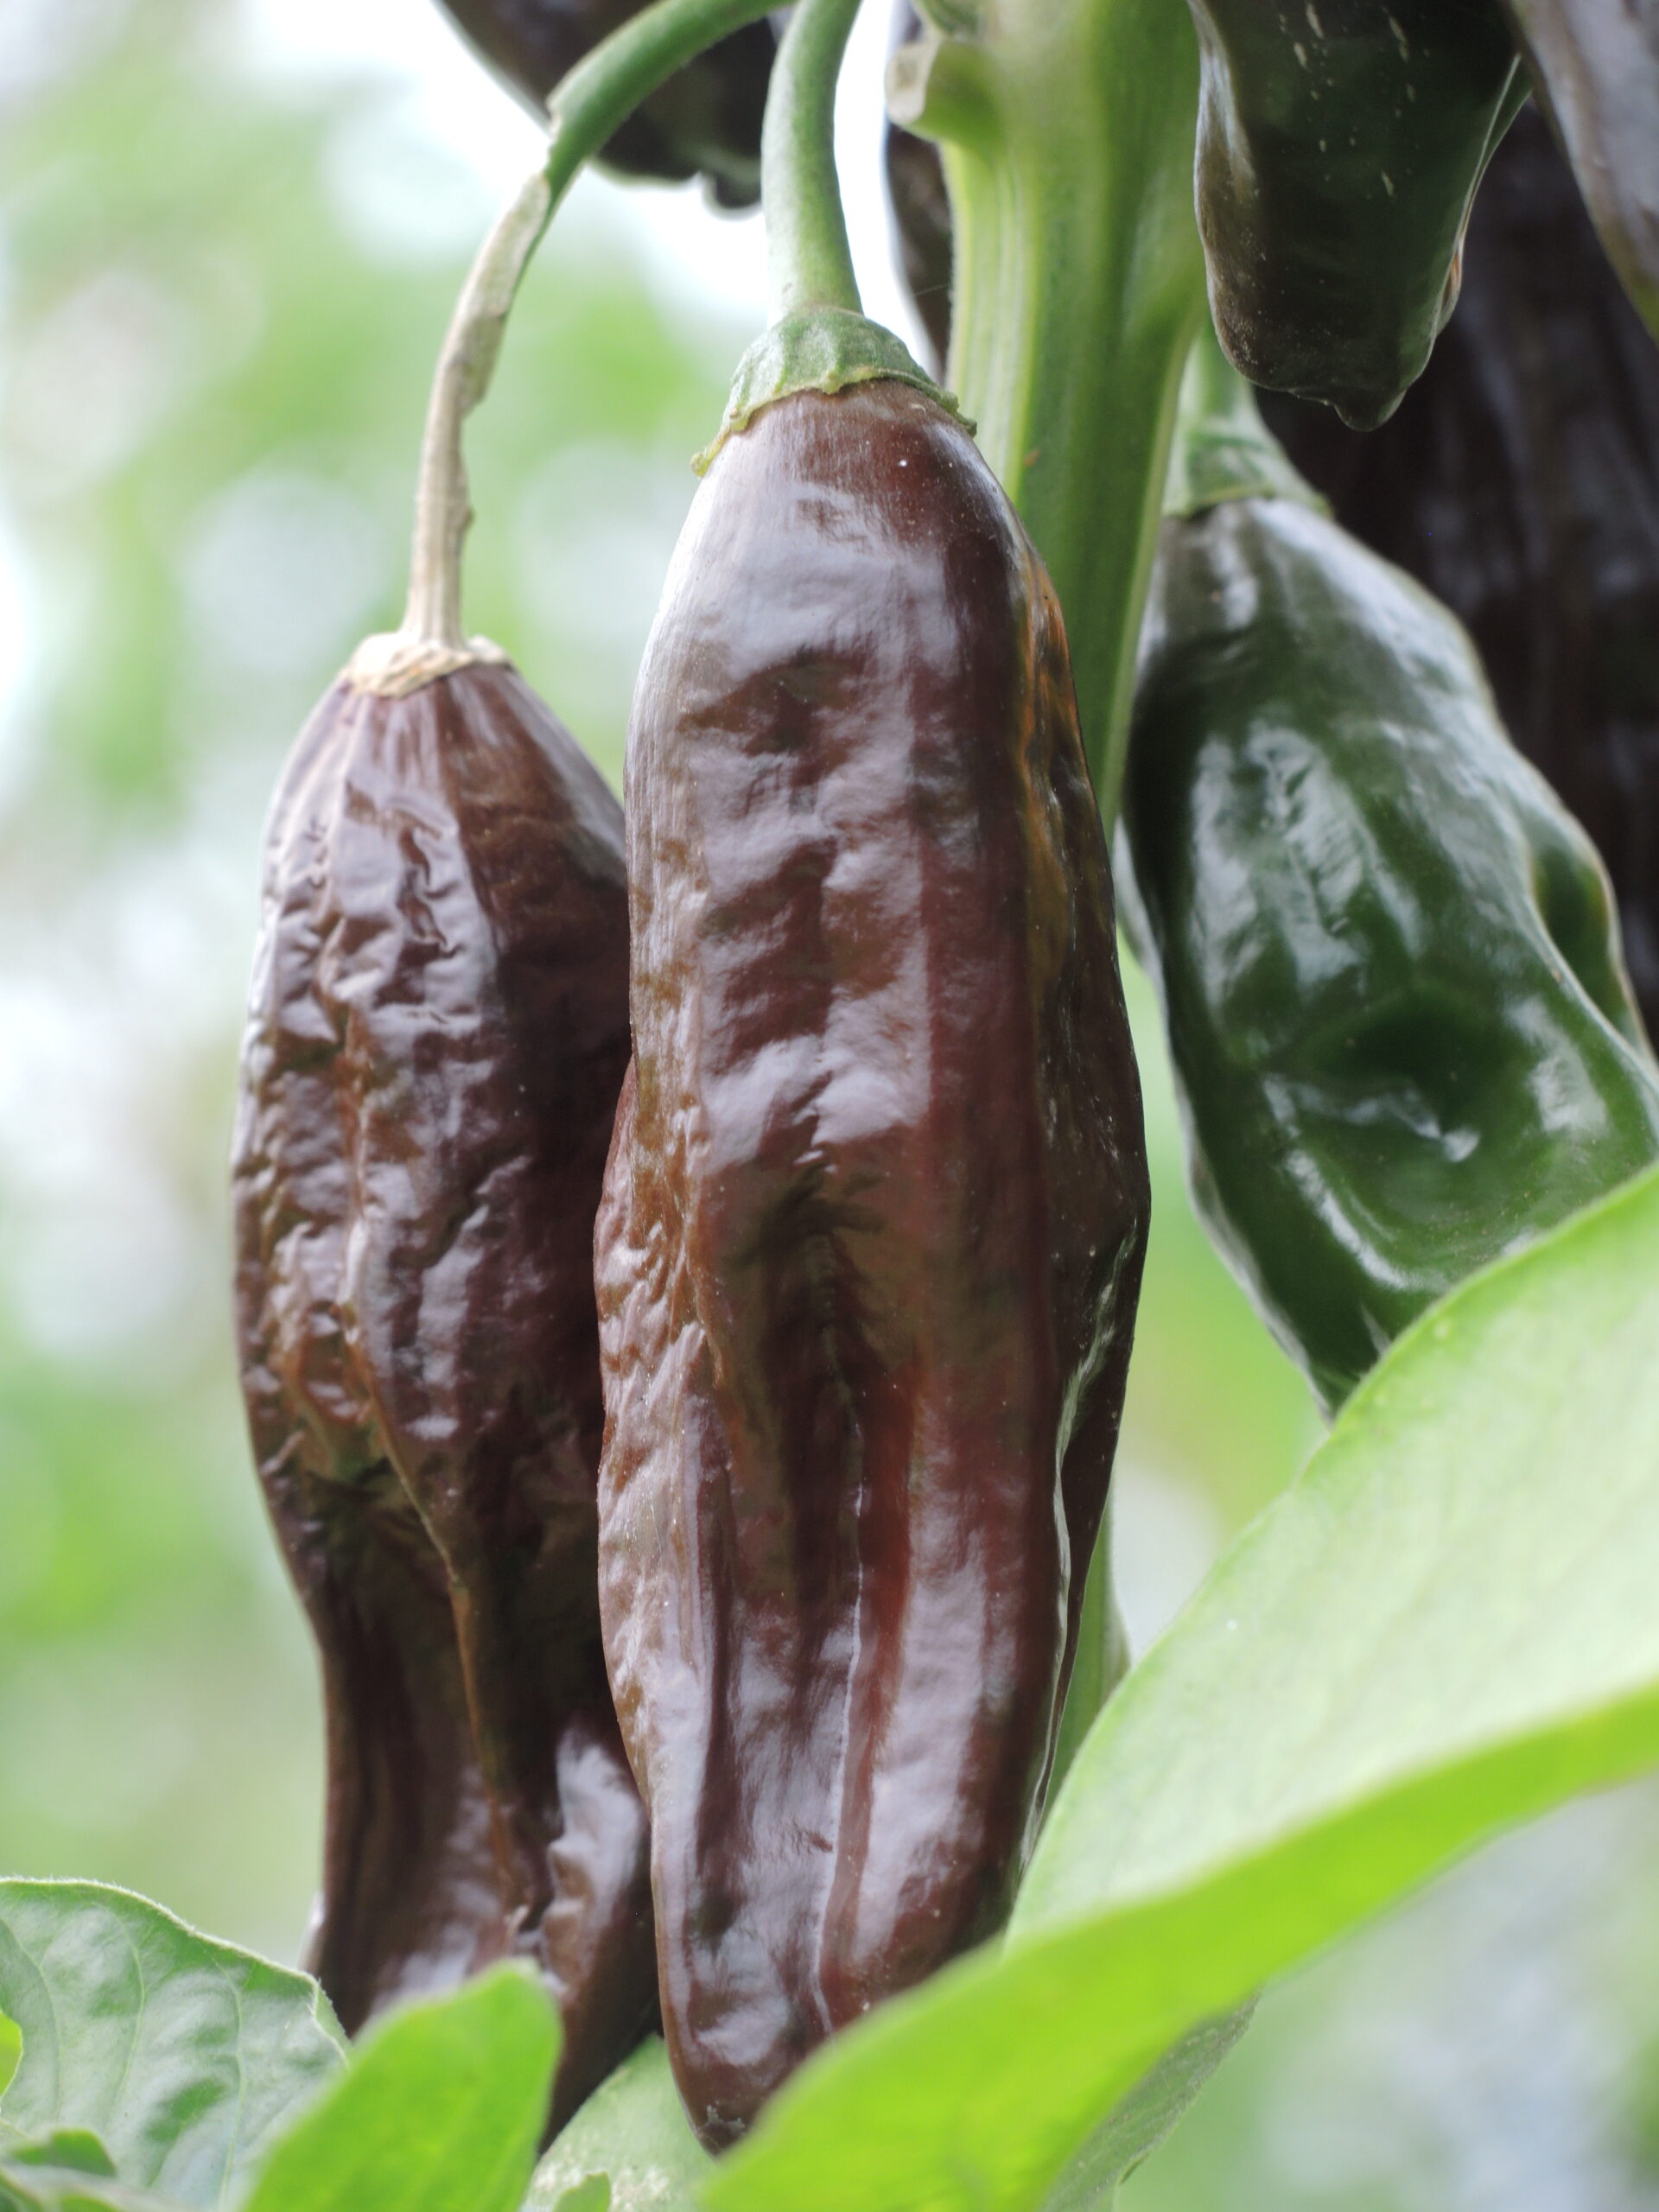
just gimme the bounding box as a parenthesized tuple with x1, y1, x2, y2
(1035, 2009, 1253, 2209)
(529, 2038, 710, 2212)
(241, 1965, 556, 2212)
(0, 2020, 19, 2104)
(705, 1165, 1659, 2212)
(0, 1884, 343, 2209)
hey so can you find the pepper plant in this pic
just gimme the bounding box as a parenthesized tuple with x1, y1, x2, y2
(7, 0, 1659, 2207)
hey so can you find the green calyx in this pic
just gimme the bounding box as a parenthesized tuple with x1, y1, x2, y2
(697, 308, 963, 471)
(1163, 320, 1325, 520)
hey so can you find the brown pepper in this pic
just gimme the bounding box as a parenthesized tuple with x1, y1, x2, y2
(594, 378, 1150, 2148)
(1259, 105, 1659, 1038)
(232, 655, 653, 2129)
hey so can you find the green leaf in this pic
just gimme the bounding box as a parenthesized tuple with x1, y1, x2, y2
(705, 1165, 1659, 2212)
(0, 2020, 19, 2104)
(529, 2039, 709, 2212)
(241, 1965, 556, 2212)
(1036, 2009, 1253, 2209)
(0, 1882, 344, 2209)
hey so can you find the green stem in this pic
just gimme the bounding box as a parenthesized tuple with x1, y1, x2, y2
(892, 0, 1207, 830)
(541, 0, 780, 212)
(763, 0, 866, 319)
(353, 0, 785, 691)
(1163, 315, 1322, 519)
(700, 0, 947, 461)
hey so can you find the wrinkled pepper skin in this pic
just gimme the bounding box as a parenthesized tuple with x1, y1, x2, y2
(232, 660, 654, 2128)
(1498, 0, 1659, 337)
(1123, 495, 1659, 1416)
(596, 381, 1150, 2147)
(884, 3, 953, 369)
(1188, 0, 1523, 428)
(1260, 108, 1659, 1039)
(432, 0, 777, 207)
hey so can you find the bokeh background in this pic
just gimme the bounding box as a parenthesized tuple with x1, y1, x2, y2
(4, 3, 1659, 2202)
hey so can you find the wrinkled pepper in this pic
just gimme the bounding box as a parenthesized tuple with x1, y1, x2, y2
(434, 0, 777, 205)
(1259, 106, 1659, 1042)
(1188, 0, 1524, 427)
(226, 124, 728, 2126)
(1497, 0, 1659, 338)
(593, 0, 1149, 2145)
(232, 649, 654, 2126)
(1122, 334, 1659, 1414)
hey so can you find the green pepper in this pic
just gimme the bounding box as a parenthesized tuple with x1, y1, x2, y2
(1188, 0, 1524, 427)
(1122, 332, 1659, 1414)
(1259, 106, 1659, 1045)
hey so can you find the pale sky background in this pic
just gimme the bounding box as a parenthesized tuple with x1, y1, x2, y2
(0, 0, 928, 753)
(237, 0, 927, 347)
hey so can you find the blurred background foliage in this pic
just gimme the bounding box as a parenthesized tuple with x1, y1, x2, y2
(3, 3, 1659, 2205)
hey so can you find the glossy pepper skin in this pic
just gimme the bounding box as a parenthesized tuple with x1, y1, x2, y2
(1498, 0, 1659, 337)
(1122, 494, 1659, 1415)
(432, 0, 777, 207)
(1188, 0, 1523, 428)
(1260, 107, 1659, 1039)
(596, 380, 1150, 2147)
(232, 658, 654, 2129)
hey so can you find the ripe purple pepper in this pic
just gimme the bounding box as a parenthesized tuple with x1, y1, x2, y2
(595, 378, 1151, 2146)
(233, 653, 654, 2129)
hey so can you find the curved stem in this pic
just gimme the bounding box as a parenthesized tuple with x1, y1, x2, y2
(764, 0, 865, 319)
(402, 167, 553, 658)
(354, 0, 785, 691)
(541, 0, 784, 212)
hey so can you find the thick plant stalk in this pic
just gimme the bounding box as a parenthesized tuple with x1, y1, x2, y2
(888, 0, 1207, 825)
